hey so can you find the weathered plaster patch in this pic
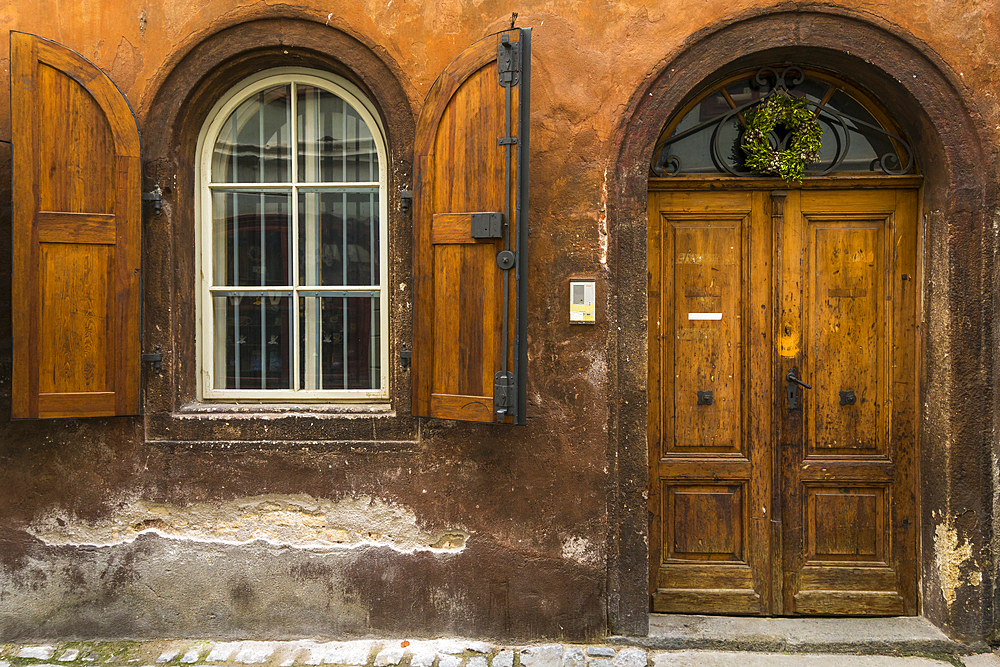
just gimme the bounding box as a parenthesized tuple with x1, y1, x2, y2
(585, 349, 608, 390)
(934, 518, 977, 605)
(598, 168, 609, 265)
(26, 495, 468, 554)
(109, 36, 143, 93)
(561, 536, 601, 567)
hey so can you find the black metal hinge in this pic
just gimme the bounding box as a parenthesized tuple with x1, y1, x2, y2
(141, 345, 163, 372)
(143, 185, 163, 215)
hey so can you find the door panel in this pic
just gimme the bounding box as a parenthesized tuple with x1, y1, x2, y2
(781, 189, 918, 615)
(649, 184, 918, 616)
(648, 190, 772, 615)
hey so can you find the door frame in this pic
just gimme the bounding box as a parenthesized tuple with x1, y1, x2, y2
(605, 11, 998, 640)
(646, 175, 923, 616)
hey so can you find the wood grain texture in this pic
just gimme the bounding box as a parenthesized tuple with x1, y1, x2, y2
(11, 32, 141, 418)
(431, 212, 503, 244)
(38, 391, 116, 419)
(412, 30, 524, 423)
(782, 189, 918, 616)
(430, 393, 494, 422)
(648, 189, 766, 614)
(648, 183, 919, 616)
(37, 213, 117, 243)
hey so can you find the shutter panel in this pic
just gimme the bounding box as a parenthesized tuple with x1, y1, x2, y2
(11, 32, 142, 418)
(412, 28, 530, 424)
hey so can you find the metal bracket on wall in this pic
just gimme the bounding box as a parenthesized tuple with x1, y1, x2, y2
(141, 345, 163, 373)
(143, 185, 162, 215)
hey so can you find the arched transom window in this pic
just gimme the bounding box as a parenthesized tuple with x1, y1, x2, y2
(197, 68, 388, 401)
(651, 65, 915, 177)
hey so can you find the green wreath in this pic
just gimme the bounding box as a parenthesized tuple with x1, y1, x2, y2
(741, 92, 822, 183)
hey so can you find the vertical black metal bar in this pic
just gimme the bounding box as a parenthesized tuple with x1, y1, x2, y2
(514, 27, 530, 425)
(496, 33, 514, 422)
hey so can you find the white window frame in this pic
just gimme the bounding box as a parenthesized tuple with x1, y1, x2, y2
(196, 67, 390, 402)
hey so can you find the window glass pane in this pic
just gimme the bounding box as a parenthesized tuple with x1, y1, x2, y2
(821, 89, 900, 172)
(213, 294, 292, 389)
(213, 85, 291, 183)
(212, 191, 291, 286)
(297, 85, 378, 183)
(299, 295, 381, 390)
(298, 190, 379, 286)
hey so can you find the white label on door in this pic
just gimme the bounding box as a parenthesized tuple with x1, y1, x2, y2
(688, 312, 723, 321)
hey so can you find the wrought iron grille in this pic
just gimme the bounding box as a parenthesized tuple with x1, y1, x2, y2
(651, 65, 915, 177)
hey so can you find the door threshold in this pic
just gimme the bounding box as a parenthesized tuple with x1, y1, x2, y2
(608, 614, 968, 654)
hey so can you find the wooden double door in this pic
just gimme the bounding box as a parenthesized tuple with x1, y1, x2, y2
(648, 181, 919, 615)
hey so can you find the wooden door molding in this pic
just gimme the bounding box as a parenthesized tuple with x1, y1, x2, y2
(648, 182, 919, 616)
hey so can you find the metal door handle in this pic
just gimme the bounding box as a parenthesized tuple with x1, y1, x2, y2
(786, 371, 812, 390)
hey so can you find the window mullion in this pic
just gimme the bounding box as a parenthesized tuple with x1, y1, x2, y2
(303, 85, 321, 391)
(291, 82, 302, 392)
(370, 190, 376, 388)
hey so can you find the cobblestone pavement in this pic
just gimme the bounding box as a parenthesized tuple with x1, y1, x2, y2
(2, 639, 998, 667)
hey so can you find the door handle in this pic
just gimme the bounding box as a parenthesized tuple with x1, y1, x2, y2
(786, 370, 812, 390)
(786, 368, 811, 410)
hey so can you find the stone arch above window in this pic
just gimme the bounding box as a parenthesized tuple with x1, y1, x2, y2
(651, 65, 916, 177)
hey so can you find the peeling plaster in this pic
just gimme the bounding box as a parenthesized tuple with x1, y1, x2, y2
(598, 168, 609, 265)
(560, 536, 601, 567)
(934, 518, 977, 605)
(26, 495, 469, 554)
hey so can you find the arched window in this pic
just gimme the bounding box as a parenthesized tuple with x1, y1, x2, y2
(651, 65, 915, 177)
(197, 68, 388, 401)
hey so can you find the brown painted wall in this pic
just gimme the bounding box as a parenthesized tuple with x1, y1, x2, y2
(0, 0, 998, 643)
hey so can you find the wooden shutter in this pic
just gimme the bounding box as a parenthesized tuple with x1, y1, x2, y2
(11, 32, 142, 418)
(412, 28, 530, 424)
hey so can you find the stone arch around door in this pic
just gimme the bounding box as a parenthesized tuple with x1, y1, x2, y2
(606, 9, 999, 641)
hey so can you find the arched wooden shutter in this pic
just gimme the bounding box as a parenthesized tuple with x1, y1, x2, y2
(11, 32, 142, 418)
(412, 28, 530, 425)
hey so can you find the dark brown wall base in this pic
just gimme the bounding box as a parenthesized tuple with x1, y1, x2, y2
(0, 530, 604, 642)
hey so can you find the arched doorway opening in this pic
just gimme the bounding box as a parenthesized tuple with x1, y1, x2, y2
(647, 64, 920, 616)
(607, 10, 998, 640)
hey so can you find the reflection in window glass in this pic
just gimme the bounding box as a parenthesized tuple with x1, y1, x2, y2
(298, 191, 379, 287)
(212, 86, 291, 183)
(298, 295, 381, 390)
(204, 72, 386, 397)
(213, 294, 291, 390)
(212, 191, 291, 287)
(297, 86, 378, 183)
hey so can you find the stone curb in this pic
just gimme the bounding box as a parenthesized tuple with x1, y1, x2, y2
(0, 637, 985, 667)
(608, 635, 976, 655)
